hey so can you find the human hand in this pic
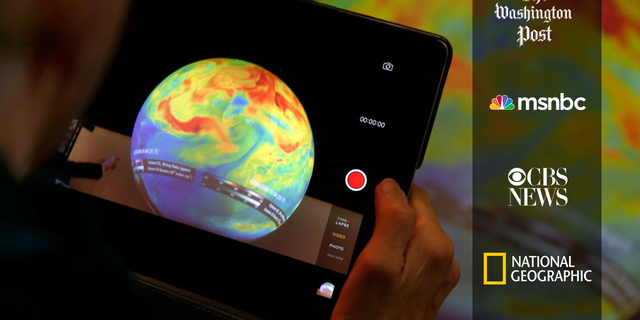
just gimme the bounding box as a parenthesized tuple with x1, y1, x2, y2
(332, 179, 460, 320)
(101, 156, 120, 172)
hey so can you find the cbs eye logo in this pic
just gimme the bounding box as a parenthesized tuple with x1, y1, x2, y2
(508, 168, 527, 186)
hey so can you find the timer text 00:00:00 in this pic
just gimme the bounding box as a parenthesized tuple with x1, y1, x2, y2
(359, 116, 385, 128)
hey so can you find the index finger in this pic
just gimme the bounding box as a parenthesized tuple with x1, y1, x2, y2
(408, 184, 441, 227)
(369, 179, 417, 253)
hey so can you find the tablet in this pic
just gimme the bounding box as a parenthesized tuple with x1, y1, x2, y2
(59, 1, 451, 318)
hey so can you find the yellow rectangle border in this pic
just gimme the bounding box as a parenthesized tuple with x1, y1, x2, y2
(483, 252, 506, 285)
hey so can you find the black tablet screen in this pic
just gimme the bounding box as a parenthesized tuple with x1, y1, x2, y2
(58, 0, 450, 313)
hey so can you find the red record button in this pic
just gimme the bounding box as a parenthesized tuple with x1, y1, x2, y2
(345, 169, 367, 191)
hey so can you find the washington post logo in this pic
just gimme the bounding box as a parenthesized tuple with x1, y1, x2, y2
(508, 167, 568, 206)
(489, 94, 586, 111)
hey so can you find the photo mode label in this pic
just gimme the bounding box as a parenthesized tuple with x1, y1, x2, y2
(490, 93, 586, 111)
(508, 167, 568, 206)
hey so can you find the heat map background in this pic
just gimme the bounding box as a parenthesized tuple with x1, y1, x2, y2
(320, 0, 640, 319)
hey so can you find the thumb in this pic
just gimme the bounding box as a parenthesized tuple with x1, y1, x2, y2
(370, 179, 417, 253)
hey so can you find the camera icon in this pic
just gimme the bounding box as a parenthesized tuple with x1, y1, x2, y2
(382, 62, 394, 72)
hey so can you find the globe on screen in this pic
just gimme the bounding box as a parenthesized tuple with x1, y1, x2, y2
(130, 58, 314, 241)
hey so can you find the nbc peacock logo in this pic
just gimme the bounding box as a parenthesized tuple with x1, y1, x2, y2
(490, 94, 515, 110)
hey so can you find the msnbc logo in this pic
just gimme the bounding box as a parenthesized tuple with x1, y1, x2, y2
(489, 93, 587, 111)
(490, 95, 515, 110)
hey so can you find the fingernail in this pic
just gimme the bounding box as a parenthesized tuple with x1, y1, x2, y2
(381, 179, 405, 199)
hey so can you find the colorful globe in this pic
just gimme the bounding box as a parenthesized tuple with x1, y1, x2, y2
(131, 58, 314, 241)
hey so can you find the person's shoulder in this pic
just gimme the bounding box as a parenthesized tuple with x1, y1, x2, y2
(0, 157, 151, 318)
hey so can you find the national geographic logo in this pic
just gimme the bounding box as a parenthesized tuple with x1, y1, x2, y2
(484, 253, 507, 285)
(483, 252, 592, 285)
(489, 94, 586, 111)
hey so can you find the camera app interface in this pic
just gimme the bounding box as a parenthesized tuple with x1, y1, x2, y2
(56, 1, 445, 275)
